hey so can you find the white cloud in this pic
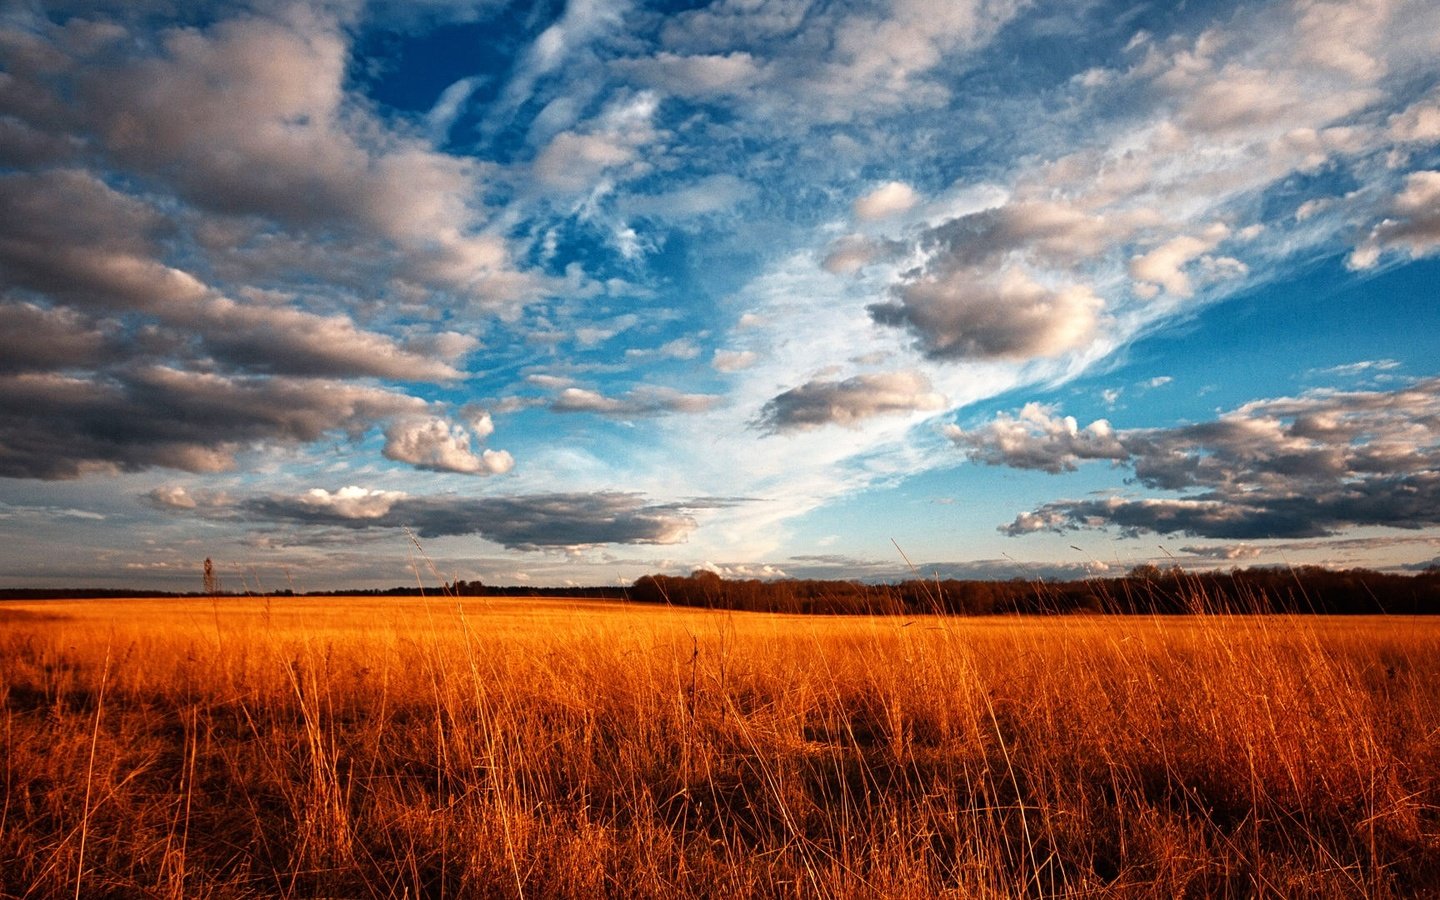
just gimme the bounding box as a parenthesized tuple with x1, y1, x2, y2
(713, 349, 758, 372)
(647, 0, 1027, 124)
(550, 385, 721, 418)
(534, 131, 638, 191)
(533, 91, 659, 193)
(759, 370, 947, 431)
(1388, 93, 1440, 144)
(821, 235, 882, 275)
(426, 75, 484, 142)
(296, 486, 408, 520)
(959, 378, 1440, 540)
(614, 50, 764, 96)
(872, 267, 1103, 360)
(382, 416, 514, 475)
(945, 403, 1127, 473)
(1349, 170, 1440, 269)
(854, 181, 920, 221)
(1128, 223, 1231, 298)
(73, 12, 530, 306)
(622, 174, 756, 218)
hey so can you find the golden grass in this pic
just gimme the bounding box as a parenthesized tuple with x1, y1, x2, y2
(2, 594, 1439, 897)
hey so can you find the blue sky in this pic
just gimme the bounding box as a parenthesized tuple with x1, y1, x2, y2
(1, 0, 1438, 589)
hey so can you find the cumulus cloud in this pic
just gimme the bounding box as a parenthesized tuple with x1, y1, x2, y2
(854, 181, 919, 221)
(549, 385, 721, 418)
(0, 169, 457, 383)
(0, 367, 427, 479)
(291, 486, 409, 520)
(647, 0, 1026, 122)
(758, 371, 947, 432)
(952, 379, 1440, 539)
(242, 489, 701, 549)
(3, 173, 458, 381)
(382, 416, 514, 475)
(532, 92, 659, 192)
(1179, 544, 1264, 561)
(821, 234, 883, 275)
(145, 485, 199, 511)
(712, 349, 758, 372)
(57, 12, 528, 304)
(942, 403, 1126, 473)
(0, 11, 532, 483)
(190, 297, 465, 381)
(1128, 223, 1234, 299)
(1348, 171, 1440, 269)
(858, 0, 1440, 372)
(0, 301, 111, 373)
(871, 267, 1103, 360)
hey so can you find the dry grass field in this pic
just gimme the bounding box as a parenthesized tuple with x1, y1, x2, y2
(2, 593, 1439, 898)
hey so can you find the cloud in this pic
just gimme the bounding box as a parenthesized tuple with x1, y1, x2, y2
(382, 416, 514, 475)
(549, 385, 721, 418)
(483, 0, 630, 134)
(0, 367, 426, 479)
(0, 170, 468, 382)
(713, 349, 758, 372)
(954, 378, 1440, 539)
(426, 75, 485, 142)
(696, 561, 789, 579)
(0, 9, 538, 312)
(871, 267, 1103, 360)
(853, 0, 1439, 377)
(534, 131, 638, 191)
(854, 181, 919, 221)
(189, 296, 466, 381)
(145, 485, 199, 511)
(0, 301, 112, 373)
(1348, 170, 1440, 269)
(1387, 92, 1440, 145)
(943, 402, 1127, 474)
(290, 486, 409, 520)
(243, 489, 700, 549)
(621, 174, 756, 219)
(613, 51, 764, 97)
(85, 13, 525, 301)
(758, 370, 947, 432)
(821, 235, 883, 275)
(1128, 223, 1233, 299)
(648, 0, 1026, 123)
(1312, 359, 1402, 378)
(532, 91, 659, 193)
(783, 552, 1107, 582)
(1178, 544, 1264, 561)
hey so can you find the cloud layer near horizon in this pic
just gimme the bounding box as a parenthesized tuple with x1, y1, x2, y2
(149, 484, 708, 550)
(948, 378, 1440, 539)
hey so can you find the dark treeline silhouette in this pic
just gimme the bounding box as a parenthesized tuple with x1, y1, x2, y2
(629, 565, 1440, 615)
(4, 565, 1438, 614)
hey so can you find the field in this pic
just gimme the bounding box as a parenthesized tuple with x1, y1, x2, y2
(2, 595, 1439, 898)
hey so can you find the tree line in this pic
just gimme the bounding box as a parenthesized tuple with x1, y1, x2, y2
(5, 564, 1438, 615)
(627, 565, 1440, 615)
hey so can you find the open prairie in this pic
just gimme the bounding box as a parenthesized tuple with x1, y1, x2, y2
(3, 595, 1440, 898)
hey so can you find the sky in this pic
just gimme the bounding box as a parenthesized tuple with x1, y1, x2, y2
(1, 0, 1438, 591)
